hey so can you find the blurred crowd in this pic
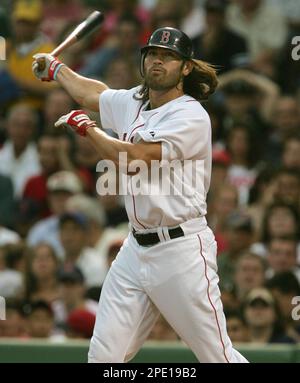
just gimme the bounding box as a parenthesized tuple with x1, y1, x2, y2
(0, 0, 300, 345)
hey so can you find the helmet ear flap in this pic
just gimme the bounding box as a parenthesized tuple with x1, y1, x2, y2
(140, 51, 147, 78)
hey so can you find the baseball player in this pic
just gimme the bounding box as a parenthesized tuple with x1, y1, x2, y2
(32, 27, 248, 363)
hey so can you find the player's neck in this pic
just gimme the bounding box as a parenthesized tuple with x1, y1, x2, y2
(149, 87, 184, 109)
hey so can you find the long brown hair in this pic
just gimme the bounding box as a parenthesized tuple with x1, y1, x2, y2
(134, 59, 218, 103)
(25, 243, 59, 301)
(183, 59, 218, 101)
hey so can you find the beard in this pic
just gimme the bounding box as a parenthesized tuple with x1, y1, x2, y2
(144, 67, 183, 91)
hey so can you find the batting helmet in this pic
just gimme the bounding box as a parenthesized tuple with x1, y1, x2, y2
(140, 27, 194, 76)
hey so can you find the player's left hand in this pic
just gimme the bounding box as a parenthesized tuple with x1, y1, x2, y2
(55, 110, 97, 136)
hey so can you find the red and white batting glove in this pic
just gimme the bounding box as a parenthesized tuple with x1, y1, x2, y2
(55, 110, 97, 136)
(32, 53, 65, 82)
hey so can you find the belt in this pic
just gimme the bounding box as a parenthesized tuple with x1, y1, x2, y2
(132, 226, 184, 247)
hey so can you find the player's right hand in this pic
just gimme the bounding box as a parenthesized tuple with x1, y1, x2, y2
(32, 53, 64, 82)
(55, 110, 97, 136)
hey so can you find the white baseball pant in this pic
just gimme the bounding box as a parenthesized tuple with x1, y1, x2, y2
(88, 218, 248, 363)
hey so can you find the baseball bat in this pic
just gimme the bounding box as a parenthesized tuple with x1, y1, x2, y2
(37, 11, 104, 71)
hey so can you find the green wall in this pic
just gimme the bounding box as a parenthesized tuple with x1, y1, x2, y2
(0, 340, 299, 363)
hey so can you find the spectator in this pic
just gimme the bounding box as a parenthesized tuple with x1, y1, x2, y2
(208, 183, 239, 254)
(25, 243, 60, 304)
(59, 212, 107, 287)
(0, 104, 41, 197)
(218, 69, 280, 124)
(266, 271, 300, 342)
(52, 267, 98, 332)
(74, 135, 101, 190)
(15, 198, 44, 238)
(220, 285, 240, 312)
(96, 170, 128, 228)
(0, 299, 26, 338)
(242, 288, 295, 343)
(0, 174, 15, 227)
(22, 134, 66, 219)
(208, 149, 231, 202)
(272, 96, 300, 139)
(224, 309, 249, 343)
(6, 0, 56, 110)
(0, 243, 26, 299)
(27, 171, 83, 259)
(103, 57, 141, 90)
(4, 243, 27, 273)
(148, 0, 181, 31)
(246, 167, 276, 239)
(218, 211, 255, 291)
(266, 96, 300, 163)
(0, 225, 21, 247)
(266, 236, 300, 282)
(23, 300, 55, 338)
(251, 202, 300, 260)
(66, 194, 126, 267)
(233, 252, 266, 301)
(226, 123, 260, 205)
(22, 133, 90, 219)
(43, 88, 75, 132)
(192, 0, 248, 74)
(263, 203, 300, 243)
(80, 15, 142, 79)
(221, 78, 259, 127)
(272, 168, 300, 208)
(148, 1, 181, 32)
(226, 0, 288, 77)
(101, 0, 149, 43)
(282, 134, 300, 171)
(179, 0, 205, 39)
(41, 0, 84, 42)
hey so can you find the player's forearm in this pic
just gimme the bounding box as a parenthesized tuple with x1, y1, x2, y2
(57, 66, 108, 112)
(86, 126, 161, 167)
(87, 126, 142, 164)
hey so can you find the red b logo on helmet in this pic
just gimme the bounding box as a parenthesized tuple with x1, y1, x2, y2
(160, 30, 171, 44)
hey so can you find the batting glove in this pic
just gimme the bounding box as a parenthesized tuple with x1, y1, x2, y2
(32, 53, 64, 82)
(55, 110, 97, 136)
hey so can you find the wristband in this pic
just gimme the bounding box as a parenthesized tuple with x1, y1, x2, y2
(76, 121, 97, 137)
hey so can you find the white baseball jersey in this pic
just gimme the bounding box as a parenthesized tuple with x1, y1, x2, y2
(90, 86, 248, 364)
(99, 86, 212, 230)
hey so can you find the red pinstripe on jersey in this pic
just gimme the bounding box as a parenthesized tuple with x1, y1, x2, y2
(127, 123, 145, 142)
